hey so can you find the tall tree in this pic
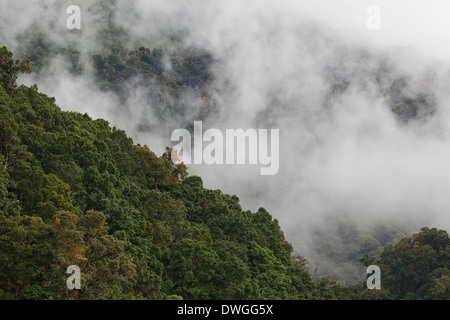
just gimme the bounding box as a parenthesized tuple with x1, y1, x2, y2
(0, 46, 32, 94)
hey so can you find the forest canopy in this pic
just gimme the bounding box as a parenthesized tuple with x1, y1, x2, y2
(0, 45, 449, 300)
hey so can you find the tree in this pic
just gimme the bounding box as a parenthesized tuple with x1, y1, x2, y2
(0, 170, 20, 217)
(165, 238, 220, 299)
(0, 87, 30, 172)
(0, 215, 64, 299)
(0, 46, 32, 94)
(134, 146, 177, 189)
(369, 227, 450, 299)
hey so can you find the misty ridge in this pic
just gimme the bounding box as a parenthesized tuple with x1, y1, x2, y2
(2, 0, 450, 284)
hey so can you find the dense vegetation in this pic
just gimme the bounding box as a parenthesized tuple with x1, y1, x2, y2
(0, 46, 355, 300)
(308, 219, 408, 284)
(1, 41, 449, 300)
(360, 227, 450, 300)
(17, 28, 218, 127)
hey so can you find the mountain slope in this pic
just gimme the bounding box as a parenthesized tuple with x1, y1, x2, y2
(1, 46, 353, 300)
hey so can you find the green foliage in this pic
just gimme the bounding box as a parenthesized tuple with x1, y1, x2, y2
(357, 288, 394, 300)
(0, 45, 322, 300)
(0, 215, 64, 299)
(363, 227, 450, 300)
(389, 89, 435, 123)
(310, 217, 407, 284)
(0, 46, 31, 94)
(54, 210, 136, 300)
(91, 45, 216, 122)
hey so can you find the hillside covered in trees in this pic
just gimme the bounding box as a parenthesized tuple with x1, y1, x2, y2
(1, 46, 355, 300)
(1, 45, 449, 300)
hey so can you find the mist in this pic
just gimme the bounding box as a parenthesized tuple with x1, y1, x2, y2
(2, 0, 450, 282)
